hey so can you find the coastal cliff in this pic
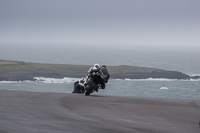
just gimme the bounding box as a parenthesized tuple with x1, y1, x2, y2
(0, 60, 198, 81)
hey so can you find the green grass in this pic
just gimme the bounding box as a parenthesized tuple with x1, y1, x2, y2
(0, 59, 163, 74)
(0, 60, 89, 73)
(0, 60, 18, 65)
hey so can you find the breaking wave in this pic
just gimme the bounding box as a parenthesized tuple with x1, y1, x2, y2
(34, 77, 79, 83)
(190, 74, 200, 77)
(122, 78, 198, 81)
(160, 87, 169, 90)
(0, 76, 199, 84)
(0, 81, 22, 84)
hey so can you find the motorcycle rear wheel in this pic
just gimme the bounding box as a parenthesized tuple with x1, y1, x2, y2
(85, 82, 96, 96)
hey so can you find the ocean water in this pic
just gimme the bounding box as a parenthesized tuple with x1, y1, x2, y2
(0, 44, 200, 99)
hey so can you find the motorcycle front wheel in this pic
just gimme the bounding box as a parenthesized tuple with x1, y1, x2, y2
(85, 82, 96, 96)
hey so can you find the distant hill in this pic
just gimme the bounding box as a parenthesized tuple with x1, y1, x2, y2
(0, 60, 197, 81)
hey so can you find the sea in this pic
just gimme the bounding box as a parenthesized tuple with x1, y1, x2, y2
(0, 44, 200, 99)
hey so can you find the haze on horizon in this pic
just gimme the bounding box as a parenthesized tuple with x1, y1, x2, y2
(1, 0, 200, 51)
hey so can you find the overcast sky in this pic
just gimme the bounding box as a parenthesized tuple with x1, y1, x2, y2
(1, 0, 200, 50)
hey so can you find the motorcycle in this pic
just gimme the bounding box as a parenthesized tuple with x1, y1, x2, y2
(85, 71, 105, 96)
(72, 83, 85, 94)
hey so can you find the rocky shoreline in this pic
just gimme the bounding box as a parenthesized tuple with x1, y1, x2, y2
(0, 60, 199, 81)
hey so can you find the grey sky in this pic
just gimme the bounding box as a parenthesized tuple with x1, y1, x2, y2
(1, 0, 200, 50)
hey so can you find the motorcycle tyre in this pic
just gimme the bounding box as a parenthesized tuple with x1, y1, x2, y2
(85, 82, 96, 96)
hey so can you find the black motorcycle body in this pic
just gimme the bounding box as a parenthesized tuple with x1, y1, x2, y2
(85, 71, 104, 96)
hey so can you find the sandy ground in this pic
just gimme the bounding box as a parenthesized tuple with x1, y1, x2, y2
(0, 90, 200, 133)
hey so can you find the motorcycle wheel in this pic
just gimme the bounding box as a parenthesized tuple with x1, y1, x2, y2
(85, 82, 96, 96)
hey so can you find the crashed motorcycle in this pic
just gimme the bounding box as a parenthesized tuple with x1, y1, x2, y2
(85, 71, 105, 96)
(72, 83, 85, 94)
(72, 78, 86, 94)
